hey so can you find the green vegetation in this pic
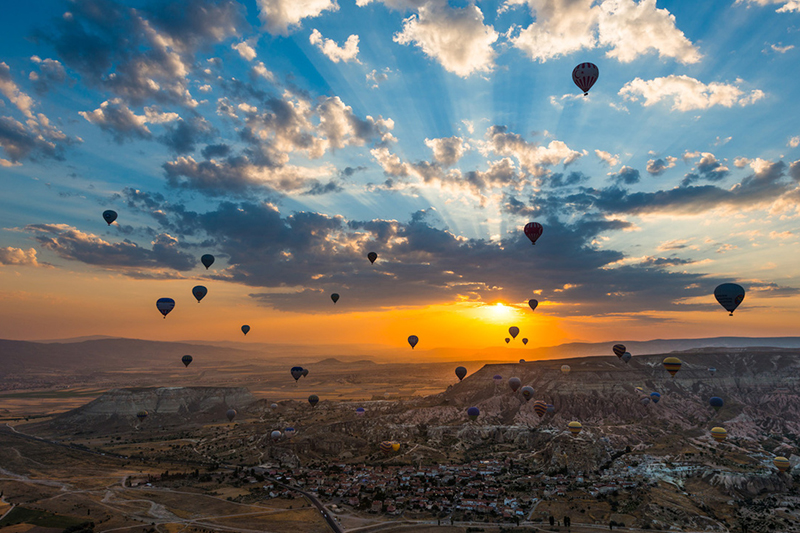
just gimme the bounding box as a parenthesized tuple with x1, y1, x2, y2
(0, 506, 87, 529)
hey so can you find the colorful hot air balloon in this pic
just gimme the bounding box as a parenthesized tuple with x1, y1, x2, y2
(546, 403, 555, 414)
(523, 222, 543, 245)
(192, 285, 207, 303)
(708, 367, 717, 376)
(367, 252, 377, 264)
(226, 409, 237, 422)
(241, 325, 250, 335)
(650, 392, 661, 404)
(408, 335, 419, 349)
(181, 355, 193, 367)
(136, 410, 148, 420)
(522, 338, 528, 345)
(774, 456, 791, 473)
(568, 421, 583, 436)
(572, 62, 598, 96)
(504, 338, 510, 344)
(356, 407, 365, 416)
(621, 352, 632, 364)
(635, 386, 644, 394)
(533, 400, 547, 417)
(639, 396, 651, 406)
(561, 365, 571, 375)
(271, 430, 282, 441)
(493, 374, 502, 384)
(200, 254, 215, 269)
(455, 366, 467, 381)
(714, 283, 745, 316)
(467, 406, 480, 421)
(711, 427, 727, 443)
(291, 367, 304, 382)
(102, 210, 117, 225)
(528, 299, 538, 311)
(284, 427, 296, 438)
(308, 394, 319, 407)
(709, 397, 724, 412)
(521, 385, 534, 401)
(663, 357, 682, 377)
(508, 377, 521, 392)
(156, 297, 175, 318)
(613, 344, 626, 358)
(391, 441, 400, 452)
(380, 441, 393, 454)
(509, 326, 520, 339)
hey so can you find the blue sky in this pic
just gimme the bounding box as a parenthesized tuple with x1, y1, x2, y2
(1, 0, 800, 343)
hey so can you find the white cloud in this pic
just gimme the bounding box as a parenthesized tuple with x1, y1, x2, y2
(595, 149, 619, 167)
(425, 136, 467, 167)
(394, 3, 498, 77)
(714, 136, 732, 146)
(619, 75, 765, 111)
(366, 68, 391, 89)
(768, 43, 795, 53)
(646, 156, 677, 175)
(0, 62, 35, 118)
(734, 157, 751, 168)
(788, 136, 800, 148)
(79, 99, 179, 140)
(309, 29, 361, 63)
(0, 247, 40, 266)
(257, 0, 339, 36)
(252, 61, 277, 83)
(736, 0, 800, 13)
(485, 126, 582, 177)
(232, 39, 258, 61)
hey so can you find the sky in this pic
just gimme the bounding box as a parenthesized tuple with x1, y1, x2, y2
(1, 0, 799, 350)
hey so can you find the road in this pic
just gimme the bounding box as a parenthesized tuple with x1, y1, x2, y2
(266, 477, 344, 533)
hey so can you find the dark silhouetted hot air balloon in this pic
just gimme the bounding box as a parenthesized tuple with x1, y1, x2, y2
(711, 427, 727, 442)
(613, 344, 626, 358)
(710, 397, 724, 412)
(774, 456, 791, 472)
(455, 366, 467, 381)
(650, 392, 661, 404)
(572, 62, 598, 96)
(226, 409, 236, 422)
(368, 252, 377, 264)
(663, 357, 682, 377)
(508, 377, 521, 392)
(308, 394, 319, 407)
(201, 254, 215, 269)
(156, 298, 175, 318)
(568, 421, 582, 436)
(621, 352, 632, 364)
(493, 374, 502, 384)
(302, 368, 309, 377)
(522, 338, 528, 345)
(102, 210, 117, 225)
(467, 406, 480, 421)
(534, 400, 547, 417)
(521, 385, 534, 401)
(504, 338, 510, 344)
(192, 285, 207, 303)
(524, 222, 543, 245)
(408, 335, 418, 349)
(291, 367, 304, 382)
(331, 293, 339, 304)
(241, 325, 250, 335)
(528, 299, 538, 311)
(519, 359, 525, 363)
(181, 355, 192, 367)
(714, 283, 745, 316)
(509, 326, 519, 339)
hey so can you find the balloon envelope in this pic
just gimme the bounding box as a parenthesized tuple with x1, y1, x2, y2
(192, 285, 208, 303)
(367, 252, 377, 264)
(455, 366, 467, 381)
(270, 403, 278, 410)
(102, 210, 117, 225)
(533, 400, 547, 417)
(508, 377, 521, 392)
(241, 325, 250, 335)
(408, 335, 419, 349)
(572, 62, 599, 95)
(710, 396, 724, 412)
(271, 430, 282, 441)
(528, 299, 538, 311)
(519, 359, 525, 363)
(621, 352, 632, 364)
(650, 392, 661, 404)
(613, 344, 626, 358)
(561, 365, 571, 375)
(201, 254, 215, 269)
(226, 409, 236, 422)
(508, 326, 519, 339)
(521, 385, 534, 401)
(504, 338, 510, 344)
(380, 441, 393, 454)
(493, 374, 502, 383)
(568, 421, 583, 436)
(522, 338, 528, 345)
(714, 283, 745, 315)
(136, 410, 148, 420)
(708, 367, 717, 376)
(290, 367, 304, 381)
(662, 357, 682, 377)
(284, 427, 296, 438)
(523, 222, 543, 245)
(546, 404, 555, 414)
(467, 406, 480, 421)
(156, 298, 175, 318)
(711, 427, 727, 442)
(302, 368, 309, 377)
(308, 394, 319, 407)
(331, 293, 339, 304)
(774, 457, 791, 472)
(391, 441, 400, 452)
(181, 355, 193, 367)
(356, 407, 365, 416)
(639, 396, 651, 406)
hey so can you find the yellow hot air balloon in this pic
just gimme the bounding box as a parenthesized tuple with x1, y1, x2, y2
(391, 441, 401, 452)
(568, 421, 582, 436)
(662, 357, 682, 377)
(774, 456, 791, 473)
(561, 365, 571, 375)
(710, 427, 727, 443)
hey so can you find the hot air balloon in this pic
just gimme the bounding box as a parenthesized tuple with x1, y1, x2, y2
(568, 421, 583, 436)
(380, 441, 393, 454)
(613, 344, 626, 358)
(291, 367, 304, 382)
(639, 396, 651, 406)
(467, 406, 480, 421)
(508, 377, 521, 392)
(102, 210, 117, 225)
(519, 359, 526, 363)
(621, 352, 632, 364)
(709, 397, 724, 412)
(774, 456, 791, 473)
(662, 357, 682, 377)
(192, 285, 207, 303)
(650, 392, 661, 404)
(546, 404, 555, 414)
(504, 338, 510, 344)
(136, 410, 148, 420)
(509, 326, 520, 339)
(455, 366, 467, 381)
(201, 254, 215, 269)
(493, 374, 502, 385)
(181, 355, 193, 367)
(408, 335, 419, 349)
(285, 427, 296, 438)
(635, 386, 644, 395)
(533, 400, 547, 417)
(522, 338, 528, 345)
(391, 442, 400, 452)
(708, 367, 717, 376)
(528, 299, 538, 311)
(270, 403, 278, 410)
(367, 252, 377, 264)
(523, 222, 543, 245)
(226, 409, 236, 422)
(714, 283, 745, 316)
(331, 293, 339, 304)
(156, 297, 175, 318)
(711, 427, 727, 443)
(302, 368, 309, 377)
(241, 325, 250, 336)
(521, 385, 534, 401)
(271, 430, 282, 441)
(561, 365, 571, 375)
(572, 62, 599, 96)
(356, 407, 365, 416)
(308, 394, 319, 407)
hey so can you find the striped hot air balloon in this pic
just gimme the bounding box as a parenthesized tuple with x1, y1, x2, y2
(568, 421, 583, 436)
(380, 441, 393, 454)
(136, 410, 148, 420)
(710, 427, 727, 443)
(533, 400, 547, 418)
(774, 456, 791, 473)
(572, 62, 599, 95)
(613, 344, 626, 358)
(662, 357, 682, 377)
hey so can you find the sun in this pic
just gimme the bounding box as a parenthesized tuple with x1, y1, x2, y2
(469, 302, 520, 325)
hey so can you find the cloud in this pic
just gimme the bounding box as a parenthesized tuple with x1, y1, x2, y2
(80, 99, 180, 143)
(28, 56, 69, 94)
(619, 75, 765, 111)
(0, 62, 36, 118)
(609, 165, 640, 185)
(646, 156, 677, 175)
(0, 247, 40, 267)
(508, 0, 700, 64)
(485, 125, 582, 177)
(595, 149, 619, 167)
(767, 43, 795, 53)
(656, 238, 693, 252)
(257, 0, 339, 36)
(366, 68, 391, 88)
(159, 115, 214, 154)
(680, 152, 729, 186)
(789, 136, 800, 148)
(425, 136, 467, 167)
(393, 2, 498, 77)
(232, 39, 258, 61)
(736, 0, 800, 13)
(309, 29, 361, 63)
(0, 114, 81, 163)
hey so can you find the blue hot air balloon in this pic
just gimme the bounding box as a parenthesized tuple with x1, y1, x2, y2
(467, 407, 480, 421)
(192, 285, 208, 303)
(156, 298, 175, 318)
(650, 392, 661, 404)
(710, 397, 724, 412)
(356, 407, 365, 416)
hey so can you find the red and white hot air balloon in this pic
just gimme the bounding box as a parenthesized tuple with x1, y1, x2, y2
(523, 222, 543, 245)
(572, 63, 598, 96)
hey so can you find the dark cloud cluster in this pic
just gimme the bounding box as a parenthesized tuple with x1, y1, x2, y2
(0, 115, 79, 163)
(29, 56, 69, 94)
